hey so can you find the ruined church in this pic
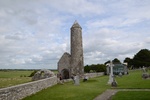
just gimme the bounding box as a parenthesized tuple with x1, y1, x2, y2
(58, 21, 84, 79)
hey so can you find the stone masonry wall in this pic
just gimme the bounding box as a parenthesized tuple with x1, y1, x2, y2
(0, 72, 104, 100)
(0, 76, 57, 100)
(84, 72, 104, 78)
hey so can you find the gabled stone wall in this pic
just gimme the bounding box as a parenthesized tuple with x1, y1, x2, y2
(58, 52, 71, 74)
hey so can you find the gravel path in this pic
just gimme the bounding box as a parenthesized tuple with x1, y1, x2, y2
(93, 89, 150, 100)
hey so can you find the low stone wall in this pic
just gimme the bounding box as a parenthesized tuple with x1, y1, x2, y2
(84, 72, 104, 78)
(0, 76, 57, 100)
(0, 72, 104, 100)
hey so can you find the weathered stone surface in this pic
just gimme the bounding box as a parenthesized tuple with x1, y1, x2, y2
(74, 75, 80, 85)
(142, 73, 149, 79)
(111, 81, 117, 87)
(0, 76, 57, 100)
(0, 72, 104, 100)
(32, 69, 55, 81)
(58, 52, 71, 77)
(58, 21, 84, 79)
(70, 21, 84, 76)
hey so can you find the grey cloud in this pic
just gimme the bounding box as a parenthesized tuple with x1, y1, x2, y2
(0, 0, 150, 69)
(5, 33, 26, 40)
(47, 0, 103, 16)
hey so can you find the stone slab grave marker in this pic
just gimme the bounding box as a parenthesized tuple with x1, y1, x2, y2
(142, 66, 149, 79)
(74, 75, 80, 85)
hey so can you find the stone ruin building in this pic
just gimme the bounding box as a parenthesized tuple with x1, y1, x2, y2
(58, 21, 84, 79)
(32, 69, 55, 81)
(106, 63, 128, 75)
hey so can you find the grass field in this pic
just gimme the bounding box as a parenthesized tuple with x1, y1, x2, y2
(0, 70, 150, 100)
(0, 70, 32, 88)
(23, 76, 110, 100)
(115, 70, 150, 89)
(111, 91, 150, 100)
(23, 70, 150, 100)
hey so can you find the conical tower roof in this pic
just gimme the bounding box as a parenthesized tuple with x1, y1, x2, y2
(71, 20, 82, 28)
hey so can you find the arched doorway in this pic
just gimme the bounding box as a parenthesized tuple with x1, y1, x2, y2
(61, 69, 69, 79)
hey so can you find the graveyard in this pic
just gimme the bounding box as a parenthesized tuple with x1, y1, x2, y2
(0, 67, 150, 100)
(0, 21, 150, 99)
(21, 69, 150, 100)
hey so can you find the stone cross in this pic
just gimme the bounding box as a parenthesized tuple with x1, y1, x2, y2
(107, 61, 114, 84)
(142, 66, 146, 73)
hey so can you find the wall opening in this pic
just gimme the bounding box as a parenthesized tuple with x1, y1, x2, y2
(61, 69, 70, 79)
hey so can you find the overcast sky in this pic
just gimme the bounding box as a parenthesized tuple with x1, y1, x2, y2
(0, 0, 150, 69)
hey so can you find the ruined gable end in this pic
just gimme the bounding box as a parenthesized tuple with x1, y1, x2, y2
(58, 52, 71, 74)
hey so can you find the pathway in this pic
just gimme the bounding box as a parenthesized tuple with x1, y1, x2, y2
(93, 89, 150, 100)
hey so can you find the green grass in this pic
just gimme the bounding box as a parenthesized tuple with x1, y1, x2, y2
(0, 70, 32, 88)
(1, 70, 149, 100)
(111, 91, 150, 100)
(23, 76, 110, 100)
(115, 70, 150, 89)
(0, 70, 32, 78)
(23, 70, 150, 100)
(0, 70, 57, 88)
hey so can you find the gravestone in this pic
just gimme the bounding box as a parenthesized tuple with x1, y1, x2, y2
(83, 75, 88, 82)
(74, 75, 80, 85)
(119, 72, 122, 77)
(111, 76, 117, 87)
(142, 66, 149, 79)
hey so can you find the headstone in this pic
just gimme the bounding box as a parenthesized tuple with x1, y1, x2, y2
(111, 76, 117, 87)
(119, 72, 122, 77)
(142, 66, 146, 73)
(74, 75, 80, 85)
(83, 75, 88, 82)
(142, 73, 149, 79)
(142, 66, 149, 79)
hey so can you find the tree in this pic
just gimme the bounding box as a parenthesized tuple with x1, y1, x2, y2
(132, 49, 150, 68)
(124, 57, 133, 68)
(84, 64, 106, 73)
(95, 64, 106, 72)
(104, 60, 110, 65)
(112, 58, 121, 64)
(84, 65, 90, 73)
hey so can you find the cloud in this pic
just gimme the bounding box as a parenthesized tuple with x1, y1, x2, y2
(48, 0, 103, 17)
(5, 33, 26, 40)
(0, 0, 150, 69)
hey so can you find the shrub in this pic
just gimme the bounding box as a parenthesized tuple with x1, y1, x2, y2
(28, 70, 38, 77)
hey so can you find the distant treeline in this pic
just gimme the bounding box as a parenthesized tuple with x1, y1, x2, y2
(84, 49, 150, 73)
(84, 64, 106, 73)
(124, 49, 150, 68)
(0, 69, 57, 71)
(104, 49, 150, 69)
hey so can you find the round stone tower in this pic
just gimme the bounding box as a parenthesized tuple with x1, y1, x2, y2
(70, 21, 84, 76)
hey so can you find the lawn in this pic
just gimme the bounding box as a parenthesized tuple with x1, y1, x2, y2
(0, 70, 32, 88)
(23, 70, 150, 100)
(0, 70, 149, 100)
(115, 70, 150, 89)
(23, 76, 110, 100)
(111, 91, 150, 100)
